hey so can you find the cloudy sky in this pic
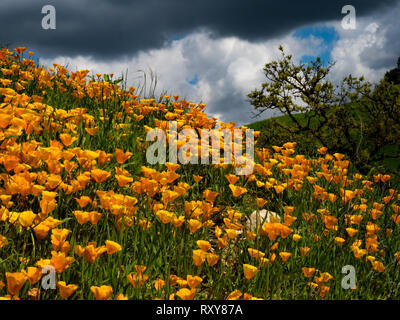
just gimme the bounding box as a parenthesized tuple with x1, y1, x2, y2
(1, 0, 399, 125)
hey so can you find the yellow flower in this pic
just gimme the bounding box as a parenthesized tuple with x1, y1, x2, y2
(90, 169, 111, 183)
(115, 148, 133, 164)
(18, 211, 37, 228)
(193, 175, 203, 183)
(176, 288, 196, 300)
(292, 234, 302, 242)
(279, 252, 291, 262)
(91, 285, 113, 300)
(196, 240, 211, 252)
(248, 248, 265, 259)
(127, 273, 149, 288)
(73, 210, 90, 225)
(226, 228, 241, 239)
(256, 198, 268, 208)
(372, 261, 385, 272)
(50, 251, 75, 273)
(187, 275, 202, 289)
(114, 293, 128, 300)
(193, 249, 206, 267)
(25, 267, 42, 285)
(229, 184, 247, 198)
(225, 174, 239, 185)
(5, 272, 27, 296)
(243, 264, 258, 280)
(154, 279, 165, 291)
(105, 240, 122, 255)
(82, 244, 107, 263)
(334, 237, 345, 246)
(188, 219, 202, 233)
(156, 210, 174, 224)
(57, 281, 78, 299)
(51, 228, 71, 253)
(0, 235, 8, 249)
(227, 290, 242, 300)
(302, 267, 316, 278)
(206, 253, 219, 266)
(203, 189, 219, 203)
(59, 133, 77, 147)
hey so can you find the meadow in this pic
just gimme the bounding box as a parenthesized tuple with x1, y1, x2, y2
(1, 46, 400, 300)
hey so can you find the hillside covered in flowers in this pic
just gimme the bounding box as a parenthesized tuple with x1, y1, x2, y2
(0, 47, 400, 300)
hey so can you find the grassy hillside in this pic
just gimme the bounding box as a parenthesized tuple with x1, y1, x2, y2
(1, 46, 400, 300)
(247, 105, 400, 175)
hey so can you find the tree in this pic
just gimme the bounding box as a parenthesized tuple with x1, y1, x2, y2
(248, 46, 400, 173)
(384, 56, 400, 85)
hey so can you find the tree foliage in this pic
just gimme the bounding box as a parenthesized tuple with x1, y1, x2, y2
(248, 47, 400, 173)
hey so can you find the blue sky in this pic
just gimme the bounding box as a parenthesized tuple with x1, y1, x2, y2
(293, 25, 340, 66)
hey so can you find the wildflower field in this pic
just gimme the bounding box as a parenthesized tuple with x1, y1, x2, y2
(1, 46, 400, 300)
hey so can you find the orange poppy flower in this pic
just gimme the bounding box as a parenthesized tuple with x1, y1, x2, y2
(229, 184, 247, 198)
(85, 127, 98, 136)
(279, 252, 291, 262)
(5, 272, 28, 296)
(154, 279, 165, 291)
(105, 240, 122, 255)
(188, 219, 202, 233)
(300, 247, 310, 257)
(59, 133, 77, 147)
(50, 251, 75, 273)
(176, 288, 196, 300)
(192, 249, 206, 267)
(187, 275, 202, 289)
(75, 196, 91, 208)
(165, 162, 180, 172)
(227, 290, 242, 300)
(115, 175, 133, 187)
(206, 253, 219, 266)
(248, 248, 265, 259)
(196, 240, 211, 252)
(156, 210, 174, 224)
(51, 228, 71, 253)
(302, 267, 316, 278)
(90, 168, 111, 183)
(127, 273, 148, 288)
(83, 244, 107, 263)
(73, 210, 90, 225)
(256, 198, 268, 208)
(203, 189, 219, 203)
(25, 267, 42, 285)
(323, 215, 338, 229)
(115, 148, 133, 164)
(225, 174, 239, 185)
(91, 285, 113, 300)
(57, 281, 78, 299)
(193, 175, 203, 183)
(243, 264, 258, 280)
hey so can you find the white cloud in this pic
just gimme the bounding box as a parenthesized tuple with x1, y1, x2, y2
(40, 30, 328, 125)
(328, 2, 400, 83)
(40, 2, 400, 126)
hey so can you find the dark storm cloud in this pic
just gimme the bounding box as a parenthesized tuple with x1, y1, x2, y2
(0, 0, 398, 59)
